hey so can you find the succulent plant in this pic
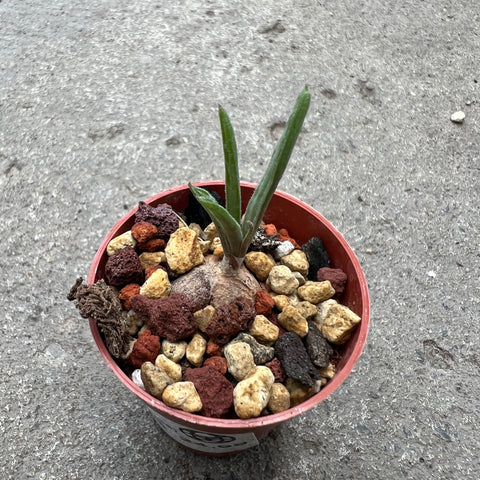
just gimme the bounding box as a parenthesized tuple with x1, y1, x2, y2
(189, 86, 311, 272)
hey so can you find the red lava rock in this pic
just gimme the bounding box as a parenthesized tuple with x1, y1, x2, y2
(119, 283, 141, 311)
(206, 339, 223, 357)
(144, 265, 166, 280)
(184, 366, 234, 418)
(105, 246, 144, 288)
(261, 224, 278, 236)
(277, 228, 300, 248)
(255, 290, 275, 316)
(203, 356, 228, 375)
(316, 267, 347, 297)
(135, 202, 179, 239)
(275, 332, 320, 387)
(131, 293, 197, 342)
(138, 238, 166, 252)
(127, 330, 161, 368)
(131, 221, 158, 243)
(205, 297, 255, 345)
(265, 357, 287, 383)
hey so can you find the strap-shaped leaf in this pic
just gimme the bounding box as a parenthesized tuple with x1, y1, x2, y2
(219, 105, 241, 223)
(188, 183, 243, 254)
(242, 87, 311, 237)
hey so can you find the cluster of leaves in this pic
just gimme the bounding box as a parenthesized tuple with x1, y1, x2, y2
(189, 87, 311, 270)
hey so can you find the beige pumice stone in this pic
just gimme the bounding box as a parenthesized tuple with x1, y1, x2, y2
(165, 227, 204, 274)
(155, 354, 182, 382)
(280, 249, 309, 277)
(278, 305, 309, 337)
(202, 222, 218, 241)
(162, 382, 203, 413)
(186, 333, 207, 367)
(162, 339, 187, 363)
(223, 341, 256, 381)
(233, 366, 275, 419)
(316, 301, 361, 344)
(267, 383, 291, 413)
(285, 378, 316, 407)
(244, 251, 276, 282)
(107, 231, 137, 256)
(297, 280, 335, 304)
(248, 315, 279, 344)
(295, 301, 318, 320)
(141, 362, 175, 400)
(266, 265, 299, 295)
(194, 305, 216, 333)
(139, 251, 166, 269)
(319, 362, 336, 379)
(139, 268, 171, 299)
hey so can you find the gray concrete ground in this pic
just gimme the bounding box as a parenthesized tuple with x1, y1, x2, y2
(1, 0, 479, 478)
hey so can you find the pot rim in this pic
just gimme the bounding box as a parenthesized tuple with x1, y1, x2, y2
(88, 181, 370, 430)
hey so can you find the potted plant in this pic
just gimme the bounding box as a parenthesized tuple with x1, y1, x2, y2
(68, 88, 370, 456)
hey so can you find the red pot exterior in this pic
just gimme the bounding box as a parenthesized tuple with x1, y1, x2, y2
(88, 182, 370, 456)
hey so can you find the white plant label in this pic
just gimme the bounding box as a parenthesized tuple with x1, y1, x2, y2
(149, 410, 259, 453)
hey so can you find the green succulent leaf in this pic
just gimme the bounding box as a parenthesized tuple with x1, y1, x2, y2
(241, 86, 311, 238)
(219, 105, 241, 223)
(188, 183, 243, 254)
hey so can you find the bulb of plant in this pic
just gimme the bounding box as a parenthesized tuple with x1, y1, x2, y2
(171, 87, 311, 309)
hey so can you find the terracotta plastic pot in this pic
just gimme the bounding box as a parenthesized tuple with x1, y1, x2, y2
(88, 181, 370, 456)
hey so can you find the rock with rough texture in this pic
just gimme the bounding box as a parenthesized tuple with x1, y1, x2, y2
(127, 330, 161, 368)
(248, 315, 279, 345)
(203, 356, 228, 375)
(278, 305, 309, 337)
(131, 293, 197, 342)
(135, 202, 179, 239)
(277, 228, 300, 248)
(297, 280, 335, 304)
(105, 246, 143, 288)
(305, 321, 333, 368)
(125, 311, 143, 336)
(139, 268, 171, 299)
(286, 378, 316, 407)
(265, 357, 287, 383)
(266, 265, 299, 295)
(275, 332, 320, 387)
(155, 353, 182, 382)
(255, 290, 275, 316)
(138, 252, 166, 269)
(138, 238, 166, 253)
(205, 297, 255, 345)
(202, 222, 219, 241)
(119, 283, 141, 311)
(223, 341, 256, 381)
(244, 251, 276, 281)
(162, 381, 203, 413)
(184, 190, 225, 229)
(319, 362, 336, 379)
(231, 332, 275, 364)
(315, 300, 361, 344)
(165, 227, 204, 274)
(273, 240, 295, 260)
(184, 366, 234, 418)
(141, 361, 175, 399)
(301, 237, 330, 280)
(162, 339, 187, 363)
(107, 231, 137, 256)
(194, 305, 215, 333)
(233, 366, 275, 419)
(186, 333, 207, 367)
(450, 111, 465, 123)
(280, 249, 309, 277)
(316, 267, 348, 297)
(295, 301, 318, 320)
(131, 221, 158, 243)
(268, 383, 291, 413)
(249, 226, 282, 253)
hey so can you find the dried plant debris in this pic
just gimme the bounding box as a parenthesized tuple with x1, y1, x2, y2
(67, 278, 132, 359)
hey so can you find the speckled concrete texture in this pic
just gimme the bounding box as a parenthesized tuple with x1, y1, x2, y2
(1, 0, 479, 478)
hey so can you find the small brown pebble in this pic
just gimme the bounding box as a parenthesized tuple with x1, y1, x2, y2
(138, 238, 166, 252)
(131, 221, 158, 243)
(119, 284, 141, 311)
(203, 356, 228, 375)
(316, 267, 347, 297)
(265, 357, 287, 383)
(206, 339, 223, 357)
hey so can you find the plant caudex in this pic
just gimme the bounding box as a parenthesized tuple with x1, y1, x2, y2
(189, 86, 311, 273)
